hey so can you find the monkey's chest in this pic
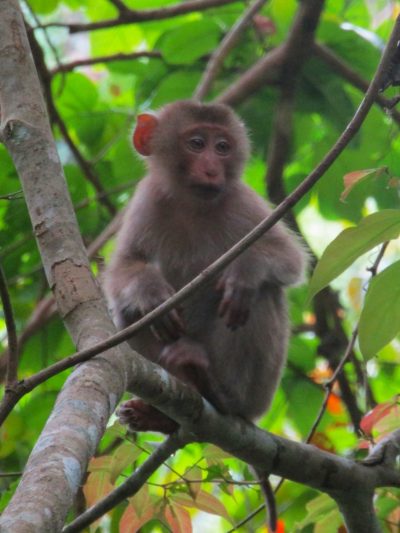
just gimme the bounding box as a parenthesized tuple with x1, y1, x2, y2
(155, 230, 228, 288)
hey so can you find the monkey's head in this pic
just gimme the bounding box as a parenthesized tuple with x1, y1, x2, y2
(132, 100, 250, 200)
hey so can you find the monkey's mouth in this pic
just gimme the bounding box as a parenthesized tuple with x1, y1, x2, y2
(190, 183, 223, 199)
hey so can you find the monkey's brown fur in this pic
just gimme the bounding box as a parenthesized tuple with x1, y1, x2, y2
(105, 100, 307, 431)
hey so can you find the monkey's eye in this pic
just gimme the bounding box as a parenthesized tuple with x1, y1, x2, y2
(215, 139, 231, 155)
(188, 136, 205, 152)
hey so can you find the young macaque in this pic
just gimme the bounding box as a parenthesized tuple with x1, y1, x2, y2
(104, 100, 306, 434)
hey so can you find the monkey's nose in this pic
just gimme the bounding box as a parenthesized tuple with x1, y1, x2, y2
(205, 168, 218, 178)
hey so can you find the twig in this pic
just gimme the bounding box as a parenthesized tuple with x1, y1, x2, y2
(63, 432, 189, 532)
(194, 0, 267, 100)
(38, 0, 238, 33)
(0, 191, 23, 201)
(27, 29, 117, 216)
(24, 5, 63, 74)
(307, 241, 390, 443)
(108, 0, 128, 13)
(306, 327, 359, 443)
(50, 51, 162, 76)
(314, 42, 400, 124)
(0, 264, 18, 385)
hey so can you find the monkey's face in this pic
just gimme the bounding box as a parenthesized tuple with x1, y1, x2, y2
(176, 124, 237, 200)
(132, 102, 249, 202)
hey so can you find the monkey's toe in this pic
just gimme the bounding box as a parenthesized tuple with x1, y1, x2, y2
(117, 399, 178, 434)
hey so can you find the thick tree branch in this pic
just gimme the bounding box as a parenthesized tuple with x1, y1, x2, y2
(0, 2, 130, 530)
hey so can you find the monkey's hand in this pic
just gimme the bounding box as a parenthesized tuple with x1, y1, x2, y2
(119, 276, 185, 342)
(216, 275, 256, 330)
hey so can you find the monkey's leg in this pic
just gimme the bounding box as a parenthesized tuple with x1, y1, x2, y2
(117, 338, 210, 434)
(159, 338, 210, 391)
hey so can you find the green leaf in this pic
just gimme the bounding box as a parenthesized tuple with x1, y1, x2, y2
(309, 210, 400, 299)
(359, 260, 400, 359)
(295, 493, 337, 529)
(150, 71, 201, 108)
(30, 0, 59, 14)
(110, 442, 142, 483)
(160, 20, 221, 65)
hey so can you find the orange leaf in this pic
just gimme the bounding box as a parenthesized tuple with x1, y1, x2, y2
(309, 366, 332, 384)
(120, 503, 153, 533)
(87, 455, 111, 473)
(172, 490, 231, 522)
(110, 442, 141, 484)
(340, 167, 387, 201)
(83, 471, 113, 508)
(326, 393, 344, 415)
(164, 504, 192, 533)
(276, 518, 285, 533)
(360, 399, 398, 435)
(309, 432, 335, 453)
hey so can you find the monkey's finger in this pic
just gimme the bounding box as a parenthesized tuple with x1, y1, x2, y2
(152, 314, 183, 342)
(159, 311, 185, 340)
(150, 324, 163, 342)
(169, 308, 186, 333)
(218, 285, 234, 317)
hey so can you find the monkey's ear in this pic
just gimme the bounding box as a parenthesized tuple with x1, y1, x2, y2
(133, 113, 158, 156)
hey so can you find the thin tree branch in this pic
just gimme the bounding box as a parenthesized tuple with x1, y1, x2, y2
(63, 431, 190, 532)
(39, 0, 239, 33)
(108, 0, 129, 13)
(50, 51, 162, 76)
(27, 28, 117, 216)
(306, 327, 359, 442)
(307, 241, 390, 442)
(194, 0, 267, 100)
(0, 264, 18, 385)
(314, 42, 400, 124)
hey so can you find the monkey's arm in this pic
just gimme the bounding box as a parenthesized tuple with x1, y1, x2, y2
(105, 253, 185, 341)
(216, 188, 306, 329)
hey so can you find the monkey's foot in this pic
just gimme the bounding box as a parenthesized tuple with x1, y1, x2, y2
(117, 399, 178, 434)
